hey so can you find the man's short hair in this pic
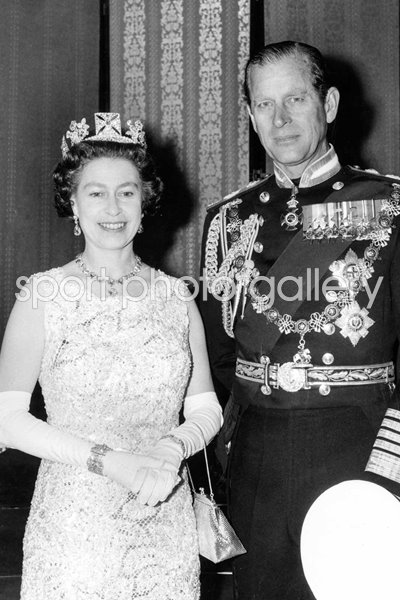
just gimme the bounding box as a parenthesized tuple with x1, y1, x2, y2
(244, 40, 332, 105)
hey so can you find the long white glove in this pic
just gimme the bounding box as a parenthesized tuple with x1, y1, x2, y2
(167, 390, 223, 457)
(136, 391, 223, 504)
(0, 391, 173, 496)
(0, 391, 91, 465)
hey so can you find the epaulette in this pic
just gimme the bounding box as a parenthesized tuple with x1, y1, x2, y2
(348, 165, 400, 184)
(206, 174, 273, 212)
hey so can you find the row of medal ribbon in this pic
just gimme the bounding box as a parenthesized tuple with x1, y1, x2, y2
(302, 199, 391, 241)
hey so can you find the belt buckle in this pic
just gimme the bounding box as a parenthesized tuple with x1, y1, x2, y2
(277, 362, 307, 393)
(260, 355, 271, 395)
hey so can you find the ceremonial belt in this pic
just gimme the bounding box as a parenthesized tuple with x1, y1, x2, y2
(235, 357, 394, 396)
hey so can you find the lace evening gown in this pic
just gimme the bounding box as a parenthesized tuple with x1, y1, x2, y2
(20, 268, 200, 600)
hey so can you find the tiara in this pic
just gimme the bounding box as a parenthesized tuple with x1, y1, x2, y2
(61, 112, 146, 157)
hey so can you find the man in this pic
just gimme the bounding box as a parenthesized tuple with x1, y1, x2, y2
(199, 41, 400, 600)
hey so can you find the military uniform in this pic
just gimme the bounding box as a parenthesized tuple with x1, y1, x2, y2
(199, 147, 400, 600)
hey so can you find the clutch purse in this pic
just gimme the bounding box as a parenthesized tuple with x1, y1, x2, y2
(187, 445, 247, 563)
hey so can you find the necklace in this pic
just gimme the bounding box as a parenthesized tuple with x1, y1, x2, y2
(75, 253, 142, 297)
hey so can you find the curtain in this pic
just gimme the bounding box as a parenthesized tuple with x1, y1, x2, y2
(262, 0, 399, 175)
(110, 0, 250, 278)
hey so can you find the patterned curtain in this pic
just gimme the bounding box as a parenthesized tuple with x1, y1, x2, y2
(110, 0, 250, 277)
(262, 0, 399, 175)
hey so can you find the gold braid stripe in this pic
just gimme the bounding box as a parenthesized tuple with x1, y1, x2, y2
(205, 211, 221, 291)
(205, 205, 260, 337)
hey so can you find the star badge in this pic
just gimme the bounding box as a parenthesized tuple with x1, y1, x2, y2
(334, 301, 375, 346)
(329, 249, 374, 295)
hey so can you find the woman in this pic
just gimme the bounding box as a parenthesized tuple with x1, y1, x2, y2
(0, 112, 222, 599)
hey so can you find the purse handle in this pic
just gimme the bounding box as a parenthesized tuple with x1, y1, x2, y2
(186, 427, 215, 501)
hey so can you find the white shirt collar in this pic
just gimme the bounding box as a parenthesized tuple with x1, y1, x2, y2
(274, 144, 341, 189)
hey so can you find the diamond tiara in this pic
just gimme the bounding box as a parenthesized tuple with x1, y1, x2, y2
(61, 112, 146, 158)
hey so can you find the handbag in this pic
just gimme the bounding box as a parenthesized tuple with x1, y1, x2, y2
(187, 445, 247, 563)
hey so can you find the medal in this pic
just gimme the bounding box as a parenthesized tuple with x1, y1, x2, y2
(281, 185, 302, 231)
(302, 192, 400, 242)
(335, 301, 375, 346)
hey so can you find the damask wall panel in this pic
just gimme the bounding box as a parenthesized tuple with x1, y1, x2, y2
(110, 0, 250, 277)
(263, 0, 399, 176)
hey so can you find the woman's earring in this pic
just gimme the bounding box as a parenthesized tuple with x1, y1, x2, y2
(73, 215, 81, 237)
(137, 212, 144, 234)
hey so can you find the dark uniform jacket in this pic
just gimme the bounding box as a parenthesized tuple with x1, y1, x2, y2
(200, 159, 400, 428)
(199, 151, 400, 600)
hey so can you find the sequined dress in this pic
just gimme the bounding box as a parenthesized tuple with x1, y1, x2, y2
(20, 268, 200, 600)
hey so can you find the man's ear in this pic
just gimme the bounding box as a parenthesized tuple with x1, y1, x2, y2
(325, 87, 340, 124)
(247, 103, 258, 134)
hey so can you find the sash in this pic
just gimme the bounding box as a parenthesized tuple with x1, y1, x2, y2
(254, 188, 361, 356)
(256, 230, 354, 356)
(222, 227, 355, 422)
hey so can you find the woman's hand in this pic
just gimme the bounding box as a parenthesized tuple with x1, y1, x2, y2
(145, 436, 185, 472)
(102, 450, 180, 506)
(126, 436, 186, 506)
(131, 464, 180, 506)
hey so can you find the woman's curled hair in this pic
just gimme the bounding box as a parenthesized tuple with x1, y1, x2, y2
(53, 141, 163, 218)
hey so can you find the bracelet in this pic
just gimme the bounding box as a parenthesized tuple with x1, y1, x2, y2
(161, 434, 187, 459)
(87, 444, 111, 476)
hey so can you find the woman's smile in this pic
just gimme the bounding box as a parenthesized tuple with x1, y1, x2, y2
(98, 221, 127, 231)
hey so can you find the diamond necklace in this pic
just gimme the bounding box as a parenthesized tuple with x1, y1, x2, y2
(75, 253, 142, 297)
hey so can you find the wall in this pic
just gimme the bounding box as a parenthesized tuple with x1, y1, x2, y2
(261, 0, 400, 175)
(0, 0, 100, 588)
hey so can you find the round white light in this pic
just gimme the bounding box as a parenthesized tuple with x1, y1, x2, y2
(301, 480, 400, 600)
